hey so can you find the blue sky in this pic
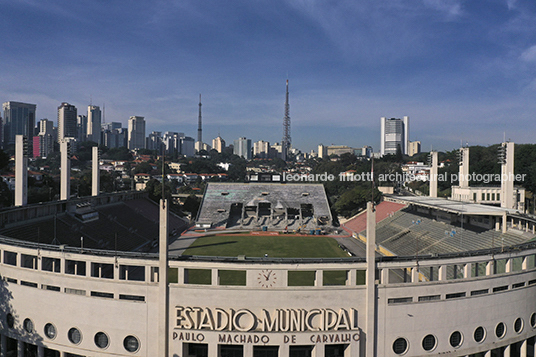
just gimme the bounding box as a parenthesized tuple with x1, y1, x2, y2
(1, 0, 536, 153)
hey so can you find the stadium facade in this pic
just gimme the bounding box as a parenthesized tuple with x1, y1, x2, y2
(0, 182, 534, 357)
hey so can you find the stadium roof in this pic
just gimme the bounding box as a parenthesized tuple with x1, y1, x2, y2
(386, 195, 518, 216)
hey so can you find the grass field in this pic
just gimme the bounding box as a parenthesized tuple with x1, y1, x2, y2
(182, 234, 350, 258)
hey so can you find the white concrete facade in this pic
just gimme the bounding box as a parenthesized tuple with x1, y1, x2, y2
(0, 237, 534, 356)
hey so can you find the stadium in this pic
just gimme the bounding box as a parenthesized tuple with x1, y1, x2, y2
(0, 143, 535, 357)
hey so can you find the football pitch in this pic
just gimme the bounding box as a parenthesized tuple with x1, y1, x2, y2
(182, 234, 350, 258)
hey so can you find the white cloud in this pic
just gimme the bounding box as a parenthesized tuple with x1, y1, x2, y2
(422, 0, 462, 18)
(520, 45, 536, 63)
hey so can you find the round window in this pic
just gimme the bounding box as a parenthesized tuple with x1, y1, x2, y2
(449, 331, 463, 348)
(124, 335, 140, 353)
(422, 334, 436, 351)
(6, 313, 14, 329)
(514, 318, 523, 333)
(474, 326, 486, 343)
(393, 337, 408, 355)
(495, 322, 506, 339)
(44, 323, 56, 339)
(94, 332, 109, 349)
(68, 327, 82, 345)
(23, 318, 33, 333)
(531, 313, 536, 329)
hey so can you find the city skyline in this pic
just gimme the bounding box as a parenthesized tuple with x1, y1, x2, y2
(1, 1, 536, 153)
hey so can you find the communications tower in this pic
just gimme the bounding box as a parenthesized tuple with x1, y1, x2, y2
(282, 79, 291, 161)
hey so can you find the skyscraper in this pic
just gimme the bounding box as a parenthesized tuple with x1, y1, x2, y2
(212, 136, 226, 153)
(128, 116, 146, 150)
(234, 137, 252, 160)
(87, 105, 102, 144)
(2, 101, 37, 149)
(281, 80, 291, 161)
(380, 116, 409, 156)
(57, 102, 77, 142)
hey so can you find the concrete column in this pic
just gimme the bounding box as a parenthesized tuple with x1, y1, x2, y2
(438, 265, 447, 281)
(505, 259, 512, 273)
(60, 140, 71, 201)
(92, 146, 100, 196)
(17, 340, 23, 357)
(502, 212, 508, 234)
(411, 267, 419, 283)
(208, 344, 218, 357)
(380, 268, 389, 285)
(500, 141, 515, 209)
(14, 135, 28, 207)
(486, 260, 494, 276)
(211, 268, 219, 286)
(430, 151, 438, 198)
(315, 270, 323, 287)
(158, 199, 169, 357)
(522, 256, 528, 270)
(484, 351, 491, 357)
(315, 345, 325, 357)
(464, 263, 471, 278)
(347, 269, 356, 286)
(520, 339, 527, 357)
(459, 147, 470, 188)
(243, 344, 253, 357)
(365, 202, 376, 357)
(504, 344, 511, 357)
(37, 346, 44, 357)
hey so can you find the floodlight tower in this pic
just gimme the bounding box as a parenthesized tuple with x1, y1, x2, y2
(458, 147, 470, 188)
(197, 94, 202, 144)
(14, 135, 28, 206)
(282, 79, 291, 161)
(499, 142, 515, 209)
(429, 151, 438, 198)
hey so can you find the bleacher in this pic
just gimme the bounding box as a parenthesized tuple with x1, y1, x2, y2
(0, 198, 189, 252)
(196, 183, 333, 230)
(360, 207, 536, 256)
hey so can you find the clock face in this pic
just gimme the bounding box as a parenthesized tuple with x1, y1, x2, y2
(257, 269, 277, 288)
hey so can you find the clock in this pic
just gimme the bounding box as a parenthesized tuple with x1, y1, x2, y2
(257, 269, 277, 288)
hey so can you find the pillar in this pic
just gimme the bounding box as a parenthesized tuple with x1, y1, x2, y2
(158, 199, 169, 356)
(365, 202, 376, 357)
(60, 140, 71, 201)
(14, 135, 28, 207)
(430, 151, 438, 198)
(92, 146, 100, 196)
(438, 265, 447, 281)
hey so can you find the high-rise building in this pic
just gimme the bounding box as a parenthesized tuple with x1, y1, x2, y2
(380, 116, 409, 156)
(148, 131, 163, 152)
(2, 101, 37, 150)
(128, 116, 146, 150)
(87, 105, 102, 145)
(212, 136, 225, 153)
(103, 128, 127, 149)
(234, 137, 252, 160)
(408, 140, 421, 157)
(253, 140, 270, 159)
(77, 115, 87, 141)
(318, 144, 328, 159)
(57, 102, 77, 142)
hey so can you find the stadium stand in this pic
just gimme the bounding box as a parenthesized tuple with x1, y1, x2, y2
(196, 183, 332, 231)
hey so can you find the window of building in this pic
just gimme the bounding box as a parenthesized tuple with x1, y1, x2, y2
(514, 318, 523, 333)
(6, 337, 17, 356)
(531, 313, 536, 328)
(44, 323, 57, 339)
(23, 318, 34, 333)
(68, 327, 82, 344)
(253, 346, 279, 357)
(21, 254, 37, 269)
(6, 313, 14, 328)
(495, 322, 506, 339)
(24, 343, 37, 356)
(94, 332, 109, 349)
(3, 251, 17, 266)
(474, 326, 486, 343)
(44, 347, 60, 357)
(449, 331, 463, 348)
(65, 260, 86, 276)
(219, 345, 243, 357)
(185, 343, 207, 357)
(393, 338, 408, 355)
(42, 257, 60, 273)
(91, 263, 114, 279)
(482, 193, 485, 201)
(289, 346, 313, 357)
(325, 344, 347, 357)
(422, 334, 436, 351)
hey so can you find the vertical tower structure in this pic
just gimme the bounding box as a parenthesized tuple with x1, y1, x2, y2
(197, 94, 202, 144)
(57, 102, 77, 142)
(92, 146, 100, 196)
(429, 151, 438, 198)
(458, 147, 470, 188)
(500, 141, 515, 209)
(158, 198, 169, 356)
(282, 79, 291, 161)
(60, 140, 71, 201)
(15, 135, 28, 207)
(87, 105, 102, 145)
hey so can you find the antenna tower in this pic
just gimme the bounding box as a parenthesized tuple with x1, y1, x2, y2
(197, 94, 202, 144)
(282, 79, 291, 160)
